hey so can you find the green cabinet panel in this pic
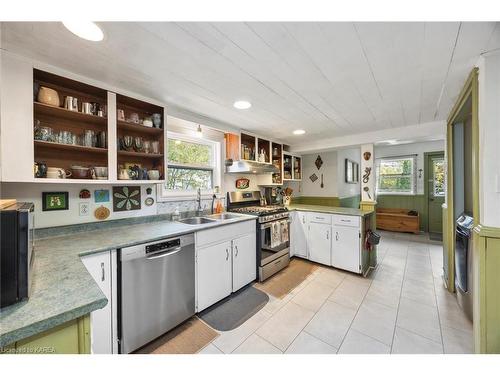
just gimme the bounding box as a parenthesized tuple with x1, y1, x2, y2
(376, 194, 427, 231)
(6, 315, 90, 354)
(339, 195, 361, 209)
(485, 237, 500, 353)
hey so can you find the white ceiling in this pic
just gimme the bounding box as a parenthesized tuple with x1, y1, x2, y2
(1, 22, 499, 147)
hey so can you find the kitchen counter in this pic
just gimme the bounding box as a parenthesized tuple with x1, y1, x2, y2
(0, 214, 256, 347)
(288, 204, 373, 217)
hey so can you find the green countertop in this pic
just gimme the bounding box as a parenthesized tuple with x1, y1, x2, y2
(0, 214, 256, 347)
(288, 204, 372, 217)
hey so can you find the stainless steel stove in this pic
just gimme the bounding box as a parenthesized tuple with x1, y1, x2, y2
(227, 191, 290, 281)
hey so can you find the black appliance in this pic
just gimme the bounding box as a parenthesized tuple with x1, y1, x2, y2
(455, 213, 474, 321)
(1, 202, 35, 308)
(227, 191, 290, 281)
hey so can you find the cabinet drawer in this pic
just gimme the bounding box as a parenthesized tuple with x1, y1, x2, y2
(332, 215, 360, 227)
(307, 212, 332, 224)
(196, 220, 256, 248)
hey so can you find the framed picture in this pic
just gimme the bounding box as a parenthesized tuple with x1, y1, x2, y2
(94, 189, 110, 203)
(113, 186, 141, 212)
(42, 192, 69, 211)
(235, 178, 250, 190)
(345, 159, 360, 184)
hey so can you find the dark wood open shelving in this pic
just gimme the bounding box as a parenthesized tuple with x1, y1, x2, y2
(118, 150, 163, 158)
(34, 140, 107, 154)
(34, 102, 107, 126)
(117, 120, 163, 135)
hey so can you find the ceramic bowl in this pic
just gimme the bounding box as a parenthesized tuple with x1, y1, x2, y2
(37, 86, 60, 107)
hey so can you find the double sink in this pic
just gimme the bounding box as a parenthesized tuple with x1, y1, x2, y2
(177, 213, 241, 225)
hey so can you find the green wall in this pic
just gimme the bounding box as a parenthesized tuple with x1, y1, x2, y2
(339, 195, 361, 209)
(291, 196, 340, 206)
(376, 194, 427, 231)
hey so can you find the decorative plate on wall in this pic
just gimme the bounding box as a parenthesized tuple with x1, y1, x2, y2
(94, 205, 110, 220)
(113, 186, 141, 212)
(79, 189, 91, 199)
(235, 178, 250, 190)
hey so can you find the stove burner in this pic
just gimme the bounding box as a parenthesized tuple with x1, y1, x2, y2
(230, 205, 287, 215)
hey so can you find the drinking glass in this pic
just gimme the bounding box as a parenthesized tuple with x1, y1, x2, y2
(151, 140, 160, 154)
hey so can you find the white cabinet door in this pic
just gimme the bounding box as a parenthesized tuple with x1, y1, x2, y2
(308, 222, 332, 266)
(291, 211, 308, 258)
(332, 225, 361, 273)
(81, 251, 113, 354)
(232, 233, 257, 292)
(197, 240, 233, 311)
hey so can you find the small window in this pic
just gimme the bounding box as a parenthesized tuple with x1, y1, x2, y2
(432, 158, 445, 197)
(376, 156, 416, 195)
(160, 133, 220, 197)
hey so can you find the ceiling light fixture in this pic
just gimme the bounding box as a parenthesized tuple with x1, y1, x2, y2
(62, 21, 104, 42)
(293, 129, 306, 135)
(233, 100, 252, 110)
(195, 124, 203, 138)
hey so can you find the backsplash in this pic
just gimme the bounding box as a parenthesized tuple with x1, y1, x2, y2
(157, 197, 226, 214)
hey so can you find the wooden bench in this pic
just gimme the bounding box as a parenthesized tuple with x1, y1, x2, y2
(376, 208, 420, 234)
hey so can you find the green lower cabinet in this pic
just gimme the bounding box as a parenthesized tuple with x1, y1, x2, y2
(7, 315, 90, 354)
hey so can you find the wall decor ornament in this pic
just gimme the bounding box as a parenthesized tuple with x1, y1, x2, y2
(113, 186, 141, 212)
(146, 187, 153, 195)
(79, 189, 91, 199)
(94, 205, 110, 220)
(363, 151, 371, 161)
(94, 189, 110, 203)
(362, 167, 372, 184)
(309, 173, 318, 182)
(315, 155, 323, 170)
(235, 178, 250, 190)
(145, 197, 154, 206)
(42, 192, 69, 211)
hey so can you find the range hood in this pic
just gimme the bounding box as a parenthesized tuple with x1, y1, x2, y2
(225, 159, 279, 174)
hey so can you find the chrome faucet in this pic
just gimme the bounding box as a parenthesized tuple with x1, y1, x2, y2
(196, 188, 203, 215)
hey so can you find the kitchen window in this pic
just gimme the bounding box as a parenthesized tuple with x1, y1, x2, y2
(158, 132, 221, 200)
(376, 155, 417, 195)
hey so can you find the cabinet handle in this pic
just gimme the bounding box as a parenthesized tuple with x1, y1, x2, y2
(302, 216, 305, 224)
(336, 232, 339, 241)
(226, 248, 229, 261)
(326, 230, 329, 240)
(235, 245, 238, 257)
(100, 262, 105, 281)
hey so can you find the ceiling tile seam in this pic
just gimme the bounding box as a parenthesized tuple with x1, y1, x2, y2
(352, 22, 394, 128)
(147, 24, 304, 129)
(280, 23, 357, 131)
(433, 22, 461, 120)
(244, 22, 350, 132)
(209, 23, 341, 131)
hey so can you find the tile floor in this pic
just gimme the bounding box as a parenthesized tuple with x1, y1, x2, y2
(198, 231, 473, 354)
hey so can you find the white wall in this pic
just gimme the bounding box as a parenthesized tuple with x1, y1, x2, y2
(478, 51, 500, 227)
(300, 151, 338, 197)
(1, 182, 158, 228)
(337, 147, 361, 199)
(375, 140, 445, 195)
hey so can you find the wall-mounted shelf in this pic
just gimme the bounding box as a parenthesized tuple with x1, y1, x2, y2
(117, 150, 164, 159)
(34, 140, 107, 154)
(34, 102, 107, 126)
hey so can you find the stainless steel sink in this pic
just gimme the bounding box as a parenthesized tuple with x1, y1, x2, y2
(208, 213, 241, 221)
(177, 217, 217, 225)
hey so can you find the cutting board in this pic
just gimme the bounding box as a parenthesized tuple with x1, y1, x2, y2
(0, 199, 17, 209)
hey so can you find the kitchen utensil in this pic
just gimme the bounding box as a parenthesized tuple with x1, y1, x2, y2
(142, 118, 153, 127)
(34, 161, 47, 178)
(121, 135, 134, 151)
(363, 186, 372, 200)
(117, 109, 125, 121)
(151, 113, 162, 128)
(133, 137, 144, 152)
(320, 173, 324, 188)
(147, 170, 160, 180)
(37, 86, 60, 107)
(64, 96, 78, 111)
(151, 140, 160, 154)
(71, 165, 91, 179)
(81, 102, 92, 114)
(46, 167, 71, 179)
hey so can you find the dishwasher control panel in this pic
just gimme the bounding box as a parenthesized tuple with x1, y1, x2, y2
(146, 238, 181, 254)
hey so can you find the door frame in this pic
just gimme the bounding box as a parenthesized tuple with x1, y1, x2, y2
(424, 151, 445, 234)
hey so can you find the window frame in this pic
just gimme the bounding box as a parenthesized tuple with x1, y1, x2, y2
(376, 155, 417, 196)
(157, 131, 222, 201)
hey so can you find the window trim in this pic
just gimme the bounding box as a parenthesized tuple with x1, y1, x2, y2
(376, 155, 417, 196)
(157, 131, 222, 202)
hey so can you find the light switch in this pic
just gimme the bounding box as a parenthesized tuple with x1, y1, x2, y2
(79, 202, 90, 216)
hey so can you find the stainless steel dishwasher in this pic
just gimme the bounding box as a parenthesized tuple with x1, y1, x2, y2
(119, 233, 195, 353)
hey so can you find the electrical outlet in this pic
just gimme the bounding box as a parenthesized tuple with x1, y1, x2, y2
(79, 202, 90, 216)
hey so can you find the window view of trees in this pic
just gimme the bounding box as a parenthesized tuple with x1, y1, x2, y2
(433, 159, 445, 196)
(377, 157, 415, 194)
(166, 138, 214, 191)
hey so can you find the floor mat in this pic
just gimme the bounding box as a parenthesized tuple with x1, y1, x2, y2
(134, 317, 218, 354)
(198, 285, 269, 331)
(254, 258, 320, 299)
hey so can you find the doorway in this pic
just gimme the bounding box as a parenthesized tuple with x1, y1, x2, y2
(425, 151, 445, 241)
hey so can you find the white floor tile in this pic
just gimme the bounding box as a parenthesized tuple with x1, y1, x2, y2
(292, 279, 336, 312)
(256, 301, 314, 351)
(351, 299, 398, 345)
(442, 326, 474, 354)
(285, 331, 337, 354)
(397, 297, 442, 343)
(314, 267, 346, 288)
(328, 277, 370, 310)
(401, 277, 437, 307)
(304, 300, 357, 348)
(392, 327, 443, 354)
(232, 334, 282, 354)
(338, 329, 391, 354)
(198, 344, 224, 354)
(365, 279, 402, 309)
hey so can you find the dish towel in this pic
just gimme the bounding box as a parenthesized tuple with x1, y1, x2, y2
(281, 219, 289, 243)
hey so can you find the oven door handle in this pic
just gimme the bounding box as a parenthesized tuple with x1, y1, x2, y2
(261, 219, 290, 229)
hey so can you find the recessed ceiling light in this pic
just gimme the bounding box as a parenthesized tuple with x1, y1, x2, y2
(62, 21, 104, 42)
(293, 129, 306, 135)
(233, 100, 252, 110)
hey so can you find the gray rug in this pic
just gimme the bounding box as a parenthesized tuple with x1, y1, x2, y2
(198, 286, 269, 331)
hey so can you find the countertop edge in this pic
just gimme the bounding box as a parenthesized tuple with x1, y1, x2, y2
(287, 205, 372, 217)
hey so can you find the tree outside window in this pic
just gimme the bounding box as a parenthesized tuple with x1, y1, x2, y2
(377, 156, 416, 195)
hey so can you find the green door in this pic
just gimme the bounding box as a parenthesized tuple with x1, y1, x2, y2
(427, 152, 445, 236)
